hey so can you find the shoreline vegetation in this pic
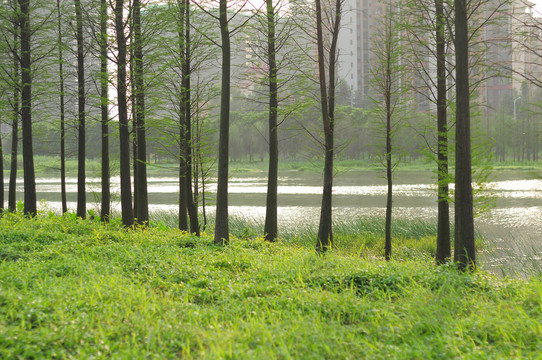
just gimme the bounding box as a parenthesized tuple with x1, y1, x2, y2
(12, 155, 542, 178)
(0, 212, 541, 358)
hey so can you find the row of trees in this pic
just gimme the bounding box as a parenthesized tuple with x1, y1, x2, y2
(0, 0, 537, 270)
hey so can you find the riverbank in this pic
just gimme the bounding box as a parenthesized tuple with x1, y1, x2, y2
(0, 213, 541, 358)
(18, 155, 542, 178)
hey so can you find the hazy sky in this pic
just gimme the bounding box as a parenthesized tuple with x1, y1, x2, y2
(532, 0, 542, 15)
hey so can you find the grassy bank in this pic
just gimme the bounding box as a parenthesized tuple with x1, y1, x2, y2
(24, 155, 542, 178)
(1, 213, 541, 358)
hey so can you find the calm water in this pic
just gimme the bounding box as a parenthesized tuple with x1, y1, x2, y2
(8, 170, 542, 274)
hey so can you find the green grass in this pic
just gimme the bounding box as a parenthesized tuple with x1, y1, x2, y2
(151, 210, 457, 260)
(20, 155, 542, 179)
(1, 212, 541, 358)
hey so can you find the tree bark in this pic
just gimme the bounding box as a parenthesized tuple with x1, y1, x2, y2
(183, 1, 200, 236)
(384, 9, 393, 261)
(315, 0, 341, 253)
(264, 0, 278, 242)
(385, 78, 392, 261)
(100, 0, 110, 221)
(115, 0, 134, 227)
(18, 0, 36, 217)
(56, 0, 68, 214)
(75, 0, 86, 219)
(214, 0, 231, 245)
(8, 18, 19, 213)
(178, 0, 188, 232)
(435, 0, 450, 264)
(133, 0, 149, 225)
(454, 0, 475, 271)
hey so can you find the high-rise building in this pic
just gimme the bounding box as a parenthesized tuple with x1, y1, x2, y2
(482, 0, 541, 110)
(337, 0, 391, 106)
(337, 0, 542, 111)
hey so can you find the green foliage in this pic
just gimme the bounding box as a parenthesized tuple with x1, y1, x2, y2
(0, 214, 540, 358)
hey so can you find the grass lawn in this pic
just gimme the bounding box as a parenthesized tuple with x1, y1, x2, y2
(1, 213, 541, 359)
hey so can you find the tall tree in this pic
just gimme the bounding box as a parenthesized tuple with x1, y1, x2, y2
(434, 0, 450, 263)
(403, 0, 505, 264)
(403, 0, 453, 263)
(245, 0, 301, 241)
(176, 0, 199, 235)
(8, 9, 19, 213)
(177, 0, 188, 232)
(18, 0, 36, 216)
(370, 0, 408, 261)
(100, 0, 110, 221)
(133, 0, 149, 225)
(214, 0, 232, 244)
(160, 1, 217, 234)
(263, 0, 279, 242)
(190, 0, 253, 243)
(56, 0, 68, 214)
(75, 0, 86, 219)
(315, 0, 342, 253)
(454, 0, 475, 270)
(114, 0, 134, 227)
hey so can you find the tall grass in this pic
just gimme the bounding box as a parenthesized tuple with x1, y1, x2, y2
(150, 210, 440, 260)
(0, 212, 541, 358)
(482, 232, 542, 278)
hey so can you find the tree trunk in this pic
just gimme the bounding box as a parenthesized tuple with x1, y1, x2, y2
(100, 0, 110, 221)
(384, 13, 393, 261)
(178, 0, 188, 231)
(57, 0, 67, 214)
(315, 0, 341, 253)
(115, 0, 134, 227)
(8, 18, 19, 213)
(75, 0, 86, 219)
(214, 0, 231, 245)
(183, 1, 200, 236)
(131, 45, 138, 220)
(385, 103, 392, 261)
(133, 0, 149, 225)
(264, 0, 278, 242)
(18, 0, 36, 217)
(454, 0, 475, 271)
(435, 0, 450, 264)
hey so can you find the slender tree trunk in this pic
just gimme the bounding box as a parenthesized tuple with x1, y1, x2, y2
(75, 0, 86, 219)
(183, 2, 200, 236)
(115, 0, 134, 227)
(264, 0, 278, 242)
(133, 0, 148, 225)
(18, 0, 36, 217)
(435, 0, 450, 264)
(131, 44, 139, 219)
(315, 0, 341, 253)
(384, 13, 393, 261)
(385, 94, 392, 261)
(8, 18, 19, 213)
(178, 0, 188, 231)
(454, 0, 475, 271)
(100, 0, 110, 221)
(178, 134, 188, 231)
(57, 0, 67, 214)
(214, 0, 231, 244)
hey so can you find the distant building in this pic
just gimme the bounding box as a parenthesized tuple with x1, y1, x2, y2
(338, 0, 388, 106)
